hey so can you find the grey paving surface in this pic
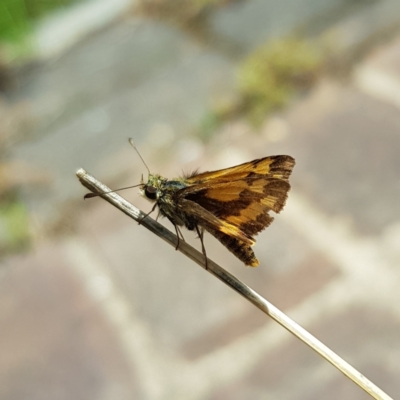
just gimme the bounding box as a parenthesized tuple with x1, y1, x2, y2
(2, 2, 400, 400)
(209, 0, 359, 51)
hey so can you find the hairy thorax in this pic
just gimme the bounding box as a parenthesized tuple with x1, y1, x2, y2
(140, 174, 191, 227)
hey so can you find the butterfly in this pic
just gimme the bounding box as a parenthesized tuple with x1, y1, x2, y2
(137, 142, 295, 267)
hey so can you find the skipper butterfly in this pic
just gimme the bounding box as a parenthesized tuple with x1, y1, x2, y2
(137, 141, 295, 267)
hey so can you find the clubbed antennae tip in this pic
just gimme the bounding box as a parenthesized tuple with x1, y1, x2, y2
(129, 138, 151, 175)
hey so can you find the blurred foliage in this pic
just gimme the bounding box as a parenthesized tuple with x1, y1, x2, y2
(237, 37, 322, 126)
(0, 96, 41, 257)
(0, 196, 31, 257)
(0, 0, 82, 44)
(200, 36, 323, 133)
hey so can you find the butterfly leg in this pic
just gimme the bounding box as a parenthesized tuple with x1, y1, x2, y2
(195, 225, 208, 270)
(167, 218, 185, 250)
(176, 226, 185, 242)
(173, 224, 180, 250)
(139, 202, 158, 224)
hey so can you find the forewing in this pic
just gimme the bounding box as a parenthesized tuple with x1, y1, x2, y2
(179, 155, 295, 238)
(185, 155, 294, 185)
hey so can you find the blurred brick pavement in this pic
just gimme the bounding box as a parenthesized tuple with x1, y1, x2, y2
(2, 36, 400, 400)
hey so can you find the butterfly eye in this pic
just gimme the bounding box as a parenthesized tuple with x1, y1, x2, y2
(145, 186, 157, 200)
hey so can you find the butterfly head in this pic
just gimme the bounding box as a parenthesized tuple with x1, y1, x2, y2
(140, 173, 165, 202)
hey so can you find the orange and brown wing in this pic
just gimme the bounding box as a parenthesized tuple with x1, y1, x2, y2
(184, 155, 294, 185)
(177, 155, 295, 266)
(181, 155, 295, 222)
(179, 198, 255, 245)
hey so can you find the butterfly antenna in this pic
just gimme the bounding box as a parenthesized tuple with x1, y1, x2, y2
(84, 183, 142, 200)
(129, 138, 151, 176)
